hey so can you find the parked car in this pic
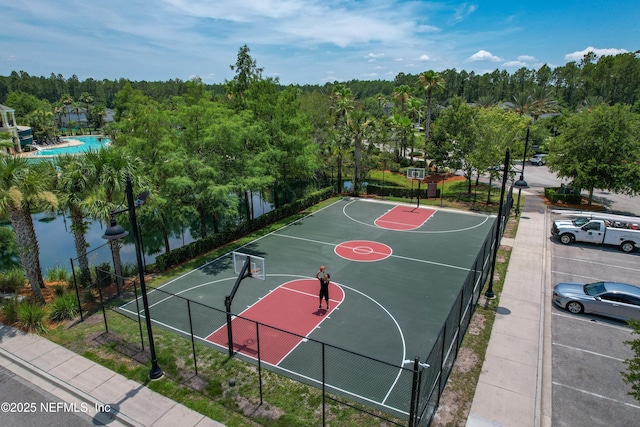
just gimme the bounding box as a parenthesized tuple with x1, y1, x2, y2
(552, 281, 640, 321)
(529, 154, 547, 165)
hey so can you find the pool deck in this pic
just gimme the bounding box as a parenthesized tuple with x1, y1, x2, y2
(20, 137, 95, 158)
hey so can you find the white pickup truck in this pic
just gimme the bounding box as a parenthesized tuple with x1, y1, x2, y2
(551, 219, 640, 253)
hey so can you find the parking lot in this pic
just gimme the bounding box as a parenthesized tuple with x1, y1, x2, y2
(550, 212, 640, 426)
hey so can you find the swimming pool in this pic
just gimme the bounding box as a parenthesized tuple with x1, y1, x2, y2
(31, 135, 110, 156)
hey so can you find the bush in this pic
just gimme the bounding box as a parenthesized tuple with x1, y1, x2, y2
(46, 266, 69, 282)
(49, 292, 79, 322)
(81, 288, 96, 304)
(1, 297, 21, 323)
(545, 187, 582, 204)
(0, 267, 26, 293)
(17, 302, 47, 333)
(52, 284, 66, 297)
(155, 187, 334, 271)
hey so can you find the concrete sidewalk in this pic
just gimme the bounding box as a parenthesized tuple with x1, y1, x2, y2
(466, 192, 552, 427)
(0, 322, 225, 427)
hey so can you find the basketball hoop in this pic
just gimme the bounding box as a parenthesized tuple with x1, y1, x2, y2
(406, 168, 426, 208)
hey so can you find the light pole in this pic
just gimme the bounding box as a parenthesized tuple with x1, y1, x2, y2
(102, 176, 163, 380)
(485, 149, 529, 299)
(515, 127, 530, 216)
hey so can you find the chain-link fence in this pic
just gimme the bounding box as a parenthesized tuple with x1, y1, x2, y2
(71, 190, 513, 426)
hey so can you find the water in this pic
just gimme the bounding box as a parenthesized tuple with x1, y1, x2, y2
(31, 211, 195, 274)
(5, 191, 274, 275)
(31, 135, 110, 157)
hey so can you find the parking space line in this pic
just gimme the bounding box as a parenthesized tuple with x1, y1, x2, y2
(551, 312, 632, 332)
(552, 342, 626, 362)
(551, 271, 602, 281)
(554, 255, 640, 272)
(552, 382, 640, 410)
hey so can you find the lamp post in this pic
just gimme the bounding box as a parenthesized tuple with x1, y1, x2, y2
(515, 127, 530, 216)
(485, 149, 529, 299)
(102, 176, 163, 380)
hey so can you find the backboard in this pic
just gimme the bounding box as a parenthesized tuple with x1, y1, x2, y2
(406, 167, 426, 180)
(232, 251, 266, 281)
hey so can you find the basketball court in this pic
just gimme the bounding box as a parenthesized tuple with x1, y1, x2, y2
(116, 196, 494, 417)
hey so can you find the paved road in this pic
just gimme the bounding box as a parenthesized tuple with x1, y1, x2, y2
(505, 162, 640, 217)
(0, 365, 94, 427)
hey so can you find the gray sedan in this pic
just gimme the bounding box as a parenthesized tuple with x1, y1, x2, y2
(552, 281, 640, 321)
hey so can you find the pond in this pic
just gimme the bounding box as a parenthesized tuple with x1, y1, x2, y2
(2, 192, 274, 275)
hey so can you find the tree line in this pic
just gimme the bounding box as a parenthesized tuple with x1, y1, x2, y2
(2, 46, 640, 305)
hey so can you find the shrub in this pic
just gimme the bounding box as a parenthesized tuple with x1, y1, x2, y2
(0, 267, 27, 293)
(81, 288, 97, 304)
(1, 297, 21, 323)
(46, 266, 69, 282)
(52, 284, 66, 297)
(49, 292, 79, 322)
(17, 302, 47, 333)
(121, 262, 139, 278)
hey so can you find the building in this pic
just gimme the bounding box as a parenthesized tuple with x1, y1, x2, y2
(0, 103, 33, 154)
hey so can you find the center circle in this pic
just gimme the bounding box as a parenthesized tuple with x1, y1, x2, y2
(335, 240, 392, 262)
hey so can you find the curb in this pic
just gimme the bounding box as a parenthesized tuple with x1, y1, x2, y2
(0, 346, 142, 427)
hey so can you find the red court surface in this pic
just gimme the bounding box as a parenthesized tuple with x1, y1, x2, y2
(374, 205, 435, 230)
(205, 279, 344, 365)
(335, 240, 392, 262)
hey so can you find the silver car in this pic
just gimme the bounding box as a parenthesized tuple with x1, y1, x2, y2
(529, 154, 547, 165)
(552, 281, 640, 321)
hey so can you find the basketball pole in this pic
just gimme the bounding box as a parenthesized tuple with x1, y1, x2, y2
(225, 255, 252, 356)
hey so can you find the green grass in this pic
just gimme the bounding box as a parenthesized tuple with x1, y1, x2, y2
(42, 190, 518, 426)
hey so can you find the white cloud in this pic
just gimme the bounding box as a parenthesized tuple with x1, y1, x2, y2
(419, 54, 430, 61)
(365, 53, 385, 59)
(503, 60, 526, 68)
(453, 3, 477, 23)
(565, 46, 629, 62)
(467, 50, 502, 62)
(394, 58, 404, 62)
(517, 55, 536, 62)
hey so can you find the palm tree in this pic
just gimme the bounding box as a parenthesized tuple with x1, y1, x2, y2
(417, 71, 445, 144)
(83, 147, 139, 289)
(346, 110, 371, 195)
(91, 105, 107, 131)
(52, 102, 65, 130)
(79, 93, 94, 130)
(392, 85, 412, 114)
(330, 84, 354, 128)
(0, 156, 58, 304)
(60, 94, 74, 131)
(55, 153, 96, 286)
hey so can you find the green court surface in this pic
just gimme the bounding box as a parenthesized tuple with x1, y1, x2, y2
(118, 198, 495, 417)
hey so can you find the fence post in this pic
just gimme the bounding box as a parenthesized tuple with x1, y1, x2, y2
(95, 267, 108, 333)
(70, 258, 83, 321)
(132, 279, 144, 350)
(256, 322, 263, 405)
(322, 342, 326, 427)
(408, 356, 420, 427)
(187, 300, 197, 376)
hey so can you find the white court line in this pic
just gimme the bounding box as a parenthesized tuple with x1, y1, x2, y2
(119, 273, 410, 411)
(115, 305, 411, 415)
(344, 199, 492, 234)
(552, 342, 626, 362)
(552, 382, 640, 409)
(273, 233, 471, 272)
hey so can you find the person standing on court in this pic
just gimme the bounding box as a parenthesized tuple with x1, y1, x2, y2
(316, 266, 330, 310)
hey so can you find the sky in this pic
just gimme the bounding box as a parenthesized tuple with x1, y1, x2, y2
(1, 1, 638, 86)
